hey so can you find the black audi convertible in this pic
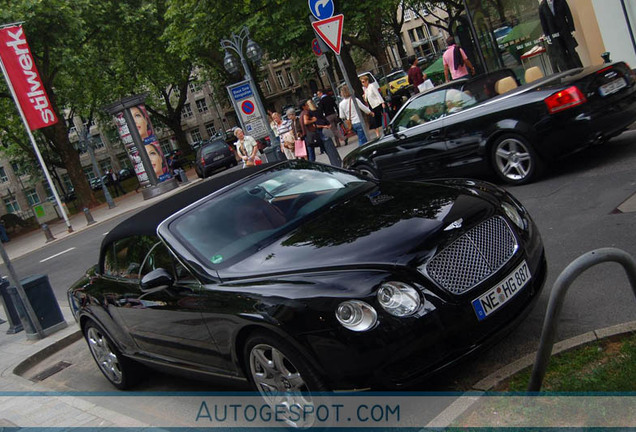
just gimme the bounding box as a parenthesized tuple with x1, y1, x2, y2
(68, 161, 545, 401)
(343, 63, 636, 185)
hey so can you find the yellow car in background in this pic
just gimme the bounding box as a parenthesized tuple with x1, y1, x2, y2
(379, 70, 410, 97)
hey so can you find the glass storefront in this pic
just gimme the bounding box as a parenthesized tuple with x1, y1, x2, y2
(457, 0, 578, 81)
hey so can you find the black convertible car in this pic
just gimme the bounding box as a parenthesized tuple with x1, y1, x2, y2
(343, 63, 636, 184)
(68, 161, 545, 408)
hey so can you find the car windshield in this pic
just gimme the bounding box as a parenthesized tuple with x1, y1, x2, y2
(169, 163, 370, 267)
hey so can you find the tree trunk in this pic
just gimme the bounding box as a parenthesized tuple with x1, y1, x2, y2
(39, 93, 99, 209)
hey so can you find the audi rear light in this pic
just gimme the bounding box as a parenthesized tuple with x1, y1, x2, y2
(200, 157, 205, 167)
(544, 86, 587, 114)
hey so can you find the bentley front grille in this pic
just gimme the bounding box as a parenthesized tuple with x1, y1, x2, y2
(426, 217, 518, 294)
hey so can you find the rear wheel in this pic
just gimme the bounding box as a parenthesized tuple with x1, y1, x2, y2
(84, 321, 141, 390)
(244, 332, 328, 428)
(490, 134, 543, 185)
(355, 163, 380, 180)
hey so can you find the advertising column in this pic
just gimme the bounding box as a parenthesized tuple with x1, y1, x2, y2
(105, 95, 178, 200)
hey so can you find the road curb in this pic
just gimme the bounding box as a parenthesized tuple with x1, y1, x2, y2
(427, 320, 636, 427)
(13, 330, 82, 377)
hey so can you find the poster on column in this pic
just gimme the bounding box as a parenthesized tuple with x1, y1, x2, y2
(114, 104, 171, 186)
(226, 81, 267, 140)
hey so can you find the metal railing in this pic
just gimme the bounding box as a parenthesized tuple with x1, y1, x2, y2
(528, 247, 636, 391)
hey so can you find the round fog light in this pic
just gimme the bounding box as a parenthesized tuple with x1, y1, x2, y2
(335, 300, 377, 332)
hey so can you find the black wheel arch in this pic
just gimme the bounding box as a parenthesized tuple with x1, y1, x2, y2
(232, 323, 330, 382)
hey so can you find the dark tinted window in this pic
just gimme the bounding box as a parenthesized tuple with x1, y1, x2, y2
(140, 242, 198, 285)
(103, 235, 157, 280)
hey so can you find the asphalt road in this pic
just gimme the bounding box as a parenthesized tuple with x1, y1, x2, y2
(7, 131, 636, 394)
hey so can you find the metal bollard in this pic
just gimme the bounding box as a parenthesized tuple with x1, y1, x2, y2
(179, 169, 189, 184)
(83, 207, 96, 225)
(41, 224, 56, 242)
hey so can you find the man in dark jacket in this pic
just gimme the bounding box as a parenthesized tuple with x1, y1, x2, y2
(317, 89, 346, 146)
(539, 0, 582, 72)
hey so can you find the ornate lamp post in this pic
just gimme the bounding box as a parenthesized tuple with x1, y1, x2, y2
(220, 26, 277, 145)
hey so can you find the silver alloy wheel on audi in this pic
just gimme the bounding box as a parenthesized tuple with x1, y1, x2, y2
(249, 343, 314, 426)
(86, 327, 123, 385)
(494, 137, 533, 181)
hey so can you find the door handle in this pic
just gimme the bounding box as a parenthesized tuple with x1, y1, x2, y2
(429, 129, 442, 139)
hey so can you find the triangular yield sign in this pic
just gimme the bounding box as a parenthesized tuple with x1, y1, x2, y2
(312, 14, 344, 55)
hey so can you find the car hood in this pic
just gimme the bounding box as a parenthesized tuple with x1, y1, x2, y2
(216, 180, 500, 280)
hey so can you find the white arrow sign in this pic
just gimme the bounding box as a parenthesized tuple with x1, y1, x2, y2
(311, 14, 344, 56)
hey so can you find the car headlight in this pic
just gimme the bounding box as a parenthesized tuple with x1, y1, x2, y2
(335, 300, 377, 332)
(501, 201, 526, 230)
(377, 282, 421, 317)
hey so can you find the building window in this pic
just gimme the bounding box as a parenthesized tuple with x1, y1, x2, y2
(205, 123, 216, 137)
(263, 78, 272, 94)
(4, 196, 20, 213)
(99, 159, 111, 173)
(416, 26, 425, 40)
(404, 9, 412, 21)
(84, 166, 97, 181)
(189, 82, 202, 93)
(118, 155, 132, 169)
(190, 128, 202, 143)
(196, 98, 209, 113)
(159, 139, 172, 154)
(408, 29, 417, 43)
(182, 103, 193, 118)
(0, 167, 7, 183)
(25, 188, 40, 206)
(92, 134, 105, 149)
(10, 162, 23, 176)
(62, 174, 72, 191)
(276, 70, 286, 89)
(286, 68, 295, 86)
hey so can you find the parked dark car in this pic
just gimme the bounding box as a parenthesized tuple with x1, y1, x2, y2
(343, 63, 636, 185)
(89, 177, 103, 190)
(194, 139, 237, 178)
(118, 168, 133, 180)
(68, 160, 545, 422)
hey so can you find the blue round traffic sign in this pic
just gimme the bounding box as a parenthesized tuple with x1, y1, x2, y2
(308, 0, 334, 20)
(241, 100, 255, 115)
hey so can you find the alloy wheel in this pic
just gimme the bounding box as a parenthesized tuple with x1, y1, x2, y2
(249, 343, 315, 426)
(494, 137, 533, 182)
(86, 326, 123, 385)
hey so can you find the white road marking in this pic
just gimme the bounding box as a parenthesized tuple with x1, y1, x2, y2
(40, 247, 76, 263)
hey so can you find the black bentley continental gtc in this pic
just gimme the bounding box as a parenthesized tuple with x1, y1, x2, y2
(69, 161, 546, 402)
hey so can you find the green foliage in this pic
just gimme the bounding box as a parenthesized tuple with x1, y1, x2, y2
(506, 333, 636, 391)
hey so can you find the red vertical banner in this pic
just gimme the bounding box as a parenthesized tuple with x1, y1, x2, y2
(0, 25, 57, 130)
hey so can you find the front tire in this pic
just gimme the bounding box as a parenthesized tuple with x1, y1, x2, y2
(244, 332, 328, 427)
(490, 134, 543, 185)
(84, 321, 141, 390)
(355, 163, 380, 180)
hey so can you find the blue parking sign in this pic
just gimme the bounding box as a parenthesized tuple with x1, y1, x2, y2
(308, 0, 334, 20)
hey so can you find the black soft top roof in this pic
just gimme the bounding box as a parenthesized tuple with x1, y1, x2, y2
(100, 164, 272, 261)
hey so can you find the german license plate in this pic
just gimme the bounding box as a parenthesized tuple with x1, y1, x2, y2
(213, 155, 224, 161)
(599, 78, 626, 97)
(472, 260, 531, 321)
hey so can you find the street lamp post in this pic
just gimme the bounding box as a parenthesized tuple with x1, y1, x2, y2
(74, 121, 116, 209)
(220, 26, 277, 146)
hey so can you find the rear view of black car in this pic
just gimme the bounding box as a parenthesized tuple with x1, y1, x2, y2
(194, 139, 237, 178)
